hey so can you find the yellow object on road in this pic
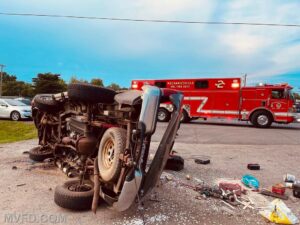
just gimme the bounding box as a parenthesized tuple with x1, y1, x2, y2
(260, 199, 299, 224)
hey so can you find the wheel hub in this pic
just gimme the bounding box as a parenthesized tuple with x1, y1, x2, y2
(158, 111, 166, 121)
(257, 115, 269, 126)
(102, 139, 115, 169)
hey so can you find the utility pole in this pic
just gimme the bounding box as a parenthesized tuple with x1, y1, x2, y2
(0, 64, 5, 97)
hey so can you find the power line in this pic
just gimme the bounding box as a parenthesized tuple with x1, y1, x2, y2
(1, 12, 300, 28)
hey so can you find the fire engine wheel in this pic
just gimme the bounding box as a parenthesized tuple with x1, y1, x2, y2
(157, 108, 171, 122)
(68, 83, 116, 104)
(98, 127, 126, 183)
(54, 180, 94, 211)
(251, 110, 273, 128)
(180, 110, 191, 123)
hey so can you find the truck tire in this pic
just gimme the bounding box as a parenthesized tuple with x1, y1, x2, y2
(98, 128, 126, 182)
(33, 94, 63, 112)
(251, 110, 273, 128)
(180, 110, 191, 123)
(165, 155, 184, 171)
(29, 146, 53, 162)
(10, 111, 21, 121)
(54, 180, 94, 211)
(68, 83, 116, 104)
(157, 108, 171, 122)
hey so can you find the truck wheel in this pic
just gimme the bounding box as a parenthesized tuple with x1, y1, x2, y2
(180, 110, 191, 123)
(68, 83, 116, 104)
(157, 108, 170, 122)
(98, 128, 126, 182)
(54, 180, 94, 211)
(29, 146, 53, 162)
(251, 110, 273, 128)
(10, 111, 21, 121)
(33, 94, 63, 112)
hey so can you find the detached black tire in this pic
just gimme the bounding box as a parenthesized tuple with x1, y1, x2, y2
(33, 94, 63, 112)
(98, 127, 126, 182)
(54, 180, 94, 211)
(251, 110, 273, 128)
(68, 83, 116, 104)
(29, 146, 53, 162)
(180, 110, 191, 123)
(165, 155, 184, 171)
(157, 108, 171, 122)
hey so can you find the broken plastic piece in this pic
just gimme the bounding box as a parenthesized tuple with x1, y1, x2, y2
(260, 199, 299, 224)
(241, 174, 259, 190)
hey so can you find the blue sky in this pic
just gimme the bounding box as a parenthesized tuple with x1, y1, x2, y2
(0, 0, 299, 91)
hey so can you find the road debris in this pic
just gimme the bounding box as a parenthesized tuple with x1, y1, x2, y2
(260, 199, 299, 224)
(293, 181, 300, 198)
(272, 183, 286, 195)
(284, 174, 296, 183)
(241, 174, 259, 190)
(247, 163, 260, 170)
(12, 166, 17, 170)
(260, 189, 289, 200)
(194, 158, 210, 165)
(16, 183, 26, 187)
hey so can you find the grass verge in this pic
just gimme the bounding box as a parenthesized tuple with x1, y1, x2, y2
(0, 121, 37, 144)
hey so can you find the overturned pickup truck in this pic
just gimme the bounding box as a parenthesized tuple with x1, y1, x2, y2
(30, 83, 183, 212)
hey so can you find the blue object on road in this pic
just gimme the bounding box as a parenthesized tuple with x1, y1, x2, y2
(242, 174, 260, 189)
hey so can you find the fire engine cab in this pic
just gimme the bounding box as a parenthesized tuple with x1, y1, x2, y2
(131, 78, 297, 128)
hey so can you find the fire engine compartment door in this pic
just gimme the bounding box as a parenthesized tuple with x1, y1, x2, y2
(269, 89, 288, 121)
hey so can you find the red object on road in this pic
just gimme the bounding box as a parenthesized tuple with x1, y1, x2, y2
(272, 184, 286, 195)
(219, 182, 242, 196)
(131, 78, 296, 127)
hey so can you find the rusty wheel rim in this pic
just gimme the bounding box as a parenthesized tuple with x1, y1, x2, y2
(102, 138, 115, 169)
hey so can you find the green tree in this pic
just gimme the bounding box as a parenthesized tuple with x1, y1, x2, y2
(1, 72, 34, 97)
(106, 83, 121, 91)
(69, 76, 88, 84)
(91, 78, 104, 87)
(32, 73, 67, 94)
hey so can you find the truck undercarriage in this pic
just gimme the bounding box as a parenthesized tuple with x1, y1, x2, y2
(30, 83, 183, 212)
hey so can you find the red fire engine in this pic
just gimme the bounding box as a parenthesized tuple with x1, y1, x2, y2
(131, 77, 297, 128)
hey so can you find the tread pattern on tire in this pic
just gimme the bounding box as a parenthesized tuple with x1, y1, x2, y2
(98, 127, 126, 182)
(68, 83, 116, 104)
(33, 94, 63, 112)
(54, 180, 94, 211)
(29, 146, 53, 162)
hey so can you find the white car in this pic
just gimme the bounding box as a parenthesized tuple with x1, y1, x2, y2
(0, 99, 32, 121)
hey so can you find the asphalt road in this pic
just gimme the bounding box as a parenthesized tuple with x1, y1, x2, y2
(0, 120, 299, 225)
(153, 119, 300, 145)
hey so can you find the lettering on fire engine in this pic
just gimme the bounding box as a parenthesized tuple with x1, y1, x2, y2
(168, 81, 193, 89)
(215, 80, 225, 88)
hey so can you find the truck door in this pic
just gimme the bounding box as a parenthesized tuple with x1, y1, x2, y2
(269, 89, 288, 120)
